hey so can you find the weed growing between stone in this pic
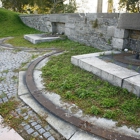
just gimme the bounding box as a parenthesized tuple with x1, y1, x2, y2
(41, 45, 140, 128)
(9, 34, 140, 127)
(0, 99, 24, 130)
(1, 8, 140, 128)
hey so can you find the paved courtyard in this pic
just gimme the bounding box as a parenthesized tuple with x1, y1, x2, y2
(0, 37, 140, 140)
(0, 42, 65, 140)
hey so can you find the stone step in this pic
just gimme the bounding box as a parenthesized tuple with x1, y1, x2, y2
(71, 51, 140, 97)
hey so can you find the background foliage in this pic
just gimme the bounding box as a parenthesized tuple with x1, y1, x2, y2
(119, 0, 140, 12)
(1, 0, 77, 13)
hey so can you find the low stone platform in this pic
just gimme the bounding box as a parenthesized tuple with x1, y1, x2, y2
(24, 34, 60, 44)
(71, 51, 140, 97)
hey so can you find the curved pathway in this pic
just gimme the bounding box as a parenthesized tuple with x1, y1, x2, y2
(0, 38, 65, 140)
(0, 37, 139, 140)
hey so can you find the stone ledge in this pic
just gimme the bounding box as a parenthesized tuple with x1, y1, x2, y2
(118, 13, 140, 30)
(24, 34, 60, 44)
(71, 51, 140, 97)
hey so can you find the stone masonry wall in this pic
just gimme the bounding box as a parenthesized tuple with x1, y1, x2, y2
(20, 14, 52, 32)
(19, 13, 140, 51)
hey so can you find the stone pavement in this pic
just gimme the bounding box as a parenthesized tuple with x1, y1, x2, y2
(0, 39, 65, 140)
(0, 37, 140, 140)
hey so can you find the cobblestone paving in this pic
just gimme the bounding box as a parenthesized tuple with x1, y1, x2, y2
(0, 46, 65, 140)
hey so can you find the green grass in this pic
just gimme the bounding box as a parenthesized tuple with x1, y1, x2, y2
(0, 8, 40, 37)
(41, 49, 140, 127)
(0, 99, 24, 130)
(1, 8, 140, 128)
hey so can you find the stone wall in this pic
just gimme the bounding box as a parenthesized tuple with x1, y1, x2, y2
(19, 13, 140, 51)
(20, 14, 52, 32)
(20, 13, 119, 50)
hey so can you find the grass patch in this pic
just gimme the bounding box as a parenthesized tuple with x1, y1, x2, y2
(0, 99, 24, 130)
(41, 46, 140, 128)
(0, 77, 5, 82)
(0, 8, 41, 37)
(1, 8, 140, 128)
(2, 69, 9, 73)
(0, 92, 7, 98)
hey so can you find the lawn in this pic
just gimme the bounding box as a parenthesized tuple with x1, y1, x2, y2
(1, 8, 140, 128)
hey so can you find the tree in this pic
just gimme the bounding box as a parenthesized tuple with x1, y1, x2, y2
(50, 0, 77, 13)
(1, 0, 33, 12)
(1, 0, 76, 13)
(119, 0, 140, 12)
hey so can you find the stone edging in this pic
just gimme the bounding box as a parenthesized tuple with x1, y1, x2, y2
(25, 50, 139, 140)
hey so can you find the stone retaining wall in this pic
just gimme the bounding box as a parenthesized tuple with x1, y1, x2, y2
(19, 13, 140, 51)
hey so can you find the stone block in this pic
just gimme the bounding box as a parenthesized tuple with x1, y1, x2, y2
(71, 52, 139, 89)
(114, 28, 129, 39)
(65, 28, 71, 36)
(24, 34, 60, 44)
(45, 125, 51, 131)
(70, 130, 103, 140)
(34, 125, 42, 130)
(43, 132, 51, 139)
(31, 122, 37, 126)
(32, 132, 39, 137)
(24, 125, 30, 130)
(65, 23, 75, 29)
(112, 38, 126, 50)
(38, 128, 45, 134)
(118, 13, 140, 30)
(107, 26, 115, 37)
(27, 128, 34, 134)
(122, 74, 140, 97)
(48, 136, 55, 140)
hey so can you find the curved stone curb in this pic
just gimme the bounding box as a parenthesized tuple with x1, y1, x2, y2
(25, 50, 139, 140)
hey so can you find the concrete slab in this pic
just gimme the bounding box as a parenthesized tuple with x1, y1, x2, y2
(18, 51, 140, 140)
(71, 51, 120, 66)
(18, 72, 77, 139)
(18, 71, 28, 96)
(118, 13, 140, 30)
(33, 70, 45, 90)
(71, 51, 140, 96)
(77, 57, 138, 87)
(0, 116, 24, 140)
(32, 55, 140, 139)
(35, 57, 49, 70)
(24, 34, 60, 44)
(46, 113, 77, 139)
(70, 130, 104, 140)
(123, 75, 140, 97)
(19, 93, 77, 139)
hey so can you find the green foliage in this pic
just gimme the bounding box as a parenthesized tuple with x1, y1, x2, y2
(1, 0, 52, 13)
(65, 91, 75, 100)
(91, 105, 101, 115)
(101, 98, 118, 108)
(121, 99, 140, 113)
(0, 8, 40, 37)
(0, 77, 5, 82)
(0, 99, 24, 129)
(103, 110, 116, 119)
(1, 9, 140, 127)
(1, 0, 77, 14)
(119, 0, 140, 13)
(91, 19, 98, 28)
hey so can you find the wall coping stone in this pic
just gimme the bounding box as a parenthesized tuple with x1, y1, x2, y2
(118, 13, 140, 30)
